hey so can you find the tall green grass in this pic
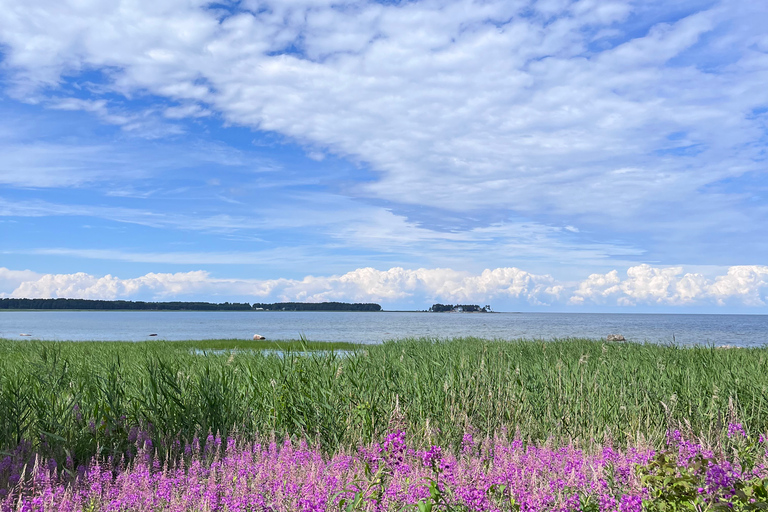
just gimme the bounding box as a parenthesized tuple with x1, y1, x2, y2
(1, 337, 767, 466)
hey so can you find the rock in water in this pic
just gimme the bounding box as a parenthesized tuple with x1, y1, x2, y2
(606, 334, 626, 342)
(253, 334, 266, 340)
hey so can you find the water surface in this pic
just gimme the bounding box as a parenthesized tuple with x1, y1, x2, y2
(2, 311, 767, 347)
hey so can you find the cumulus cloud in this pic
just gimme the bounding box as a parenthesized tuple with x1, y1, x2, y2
(571, 264, 768, 306)
(1, 0, 767, 287)
(3, 264, 768, 308)
(709, 266, 768, 306)
(7, 270, 218, 300)
(277, 267, 562, 304)
(2, 266, 562, 305)
(0, 267, 41, 294)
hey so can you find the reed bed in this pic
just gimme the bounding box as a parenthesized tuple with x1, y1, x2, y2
(1, 337, 767, 470)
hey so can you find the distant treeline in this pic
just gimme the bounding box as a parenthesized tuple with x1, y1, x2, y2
(252, 302, 381, 312)
(429, 303, 490, 312)
(0, 298, 253, 311)
(0, 298, 381, 312)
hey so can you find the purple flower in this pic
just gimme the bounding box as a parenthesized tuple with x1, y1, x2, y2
(727, 423, 746, 438)
(461, 433, 474, 454)
(422, 445, 443, 469)
(666, 429, 682, 445)
(2, 431, 756, 512)
(619, 494, 643, 512)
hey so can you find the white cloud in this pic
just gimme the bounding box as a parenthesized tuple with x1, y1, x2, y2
(0, 267, 41, 294)
(571, 264, 768, 306)
(0, 266, 561, 304)
(709, 266, 768, 306)
(279, 267, 562, 304)
(48, 97, 184, 137)
(7, 270, 220, 300)
(569, 269, 622, 304)
(3, 264, 768, 308)
(0, 0, 765, 225)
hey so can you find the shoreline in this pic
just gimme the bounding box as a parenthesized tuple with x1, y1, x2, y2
(1, 336, 764, 349)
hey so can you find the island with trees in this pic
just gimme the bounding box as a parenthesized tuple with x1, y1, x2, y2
(428, 303, 491, 312)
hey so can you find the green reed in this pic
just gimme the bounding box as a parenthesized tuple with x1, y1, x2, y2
(1, 337, 767, 467)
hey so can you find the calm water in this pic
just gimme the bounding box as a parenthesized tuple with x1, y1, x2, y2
(1, 311, 767, 347)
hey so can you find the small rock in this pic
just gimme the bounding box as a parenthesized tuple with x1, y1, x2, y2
(253, 334, 266, 340)
(148, 333, 158, 337)
(606, 334, 625, 342)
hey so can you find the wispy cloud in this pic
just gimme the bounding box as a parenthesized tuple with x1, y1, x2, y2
(0, 141, 131, 188)
(2, 0, 766, 218)
(0, 107, 283, 189)
(1, 195, 643, 276)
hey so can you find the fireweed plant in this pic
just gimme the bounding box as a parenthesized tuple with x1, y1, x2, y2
(1, 337, 768, 509)
(1, 428, 767, 511)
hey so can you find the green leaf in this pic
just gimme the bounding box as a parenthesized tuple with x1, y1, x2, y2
(39, 430, 66, 442)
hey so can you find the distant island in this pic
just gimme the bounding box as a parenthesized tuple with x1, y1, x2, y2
(0, 298, 382, 312)
(429, 303, 491, 312)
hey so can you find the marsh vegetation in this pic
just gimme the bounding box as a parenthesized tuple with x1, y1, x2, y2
(2, 337, 767, 467)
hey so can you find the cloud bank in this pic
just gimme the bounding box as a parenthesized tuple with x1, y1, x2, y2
(3, 265, 767, 309)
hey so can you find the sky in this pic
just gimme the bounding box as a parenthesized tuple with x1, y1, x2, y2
(0, 0, 767, 312)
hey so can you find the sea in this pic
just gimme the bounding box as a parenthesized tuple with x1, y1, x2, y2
(1, 311, 767, 347)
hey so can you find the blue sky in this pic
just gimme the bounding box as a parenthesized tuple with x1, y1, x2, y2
(1, 0, 767, 311)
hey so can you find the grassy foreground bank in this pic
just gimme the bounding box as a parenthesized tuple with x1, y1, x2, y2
(1, 337, 767, 467)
